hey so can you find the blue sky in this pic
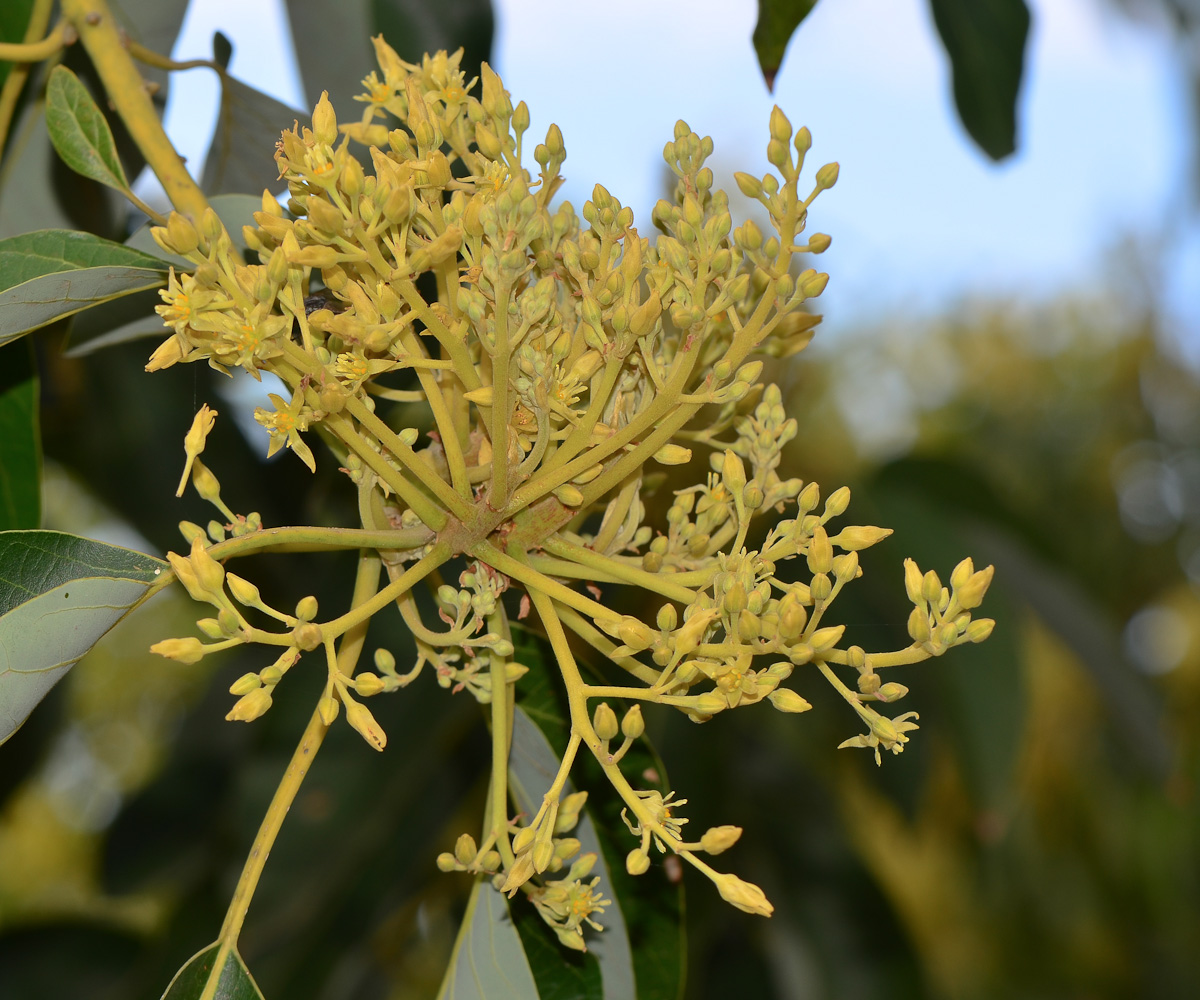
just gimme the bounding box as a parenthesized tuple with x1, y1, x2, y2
(150, 0, 1192, 339)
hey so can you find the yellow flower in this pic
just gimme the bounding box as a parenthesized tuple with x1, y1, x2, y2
(254, 390, 316, 471)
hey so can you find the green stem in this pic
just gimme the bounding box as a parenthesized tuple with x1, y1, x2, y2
(0, 18, 68, 62)
(322, 543, 451, 640)
(61, 0, 207, 217)
(201, 550, 382, 1000)
(490, 276, 513, 505)
(528, 589, 678, 843)
(487, 605, 515, 868)
(539, 535, 698, 604)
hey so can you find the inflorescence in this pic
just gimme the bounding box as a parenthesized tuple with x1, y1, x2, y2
(147, 39, 993, 945)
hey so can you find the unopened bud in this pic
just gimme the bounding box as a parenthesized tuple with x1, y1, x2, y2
(593, 702, 619, 741)
(700, 825, 743, 854)
(226, 686, 273, 722)
(295, 595, 319, 622)
(312, 91, 337, 146)
(955, 565, 994, 610)
(150, 637, 208, 664)
(876, 682, 909, 703)
(768, 688, 812, 713)
(626, 848, 651, 876)
(965, 618, 995, 643)
(815, 162, 839, 190)
(344, 698, 387, 750)
(455, 833, 478, 866)
(621, 705, 645, 740)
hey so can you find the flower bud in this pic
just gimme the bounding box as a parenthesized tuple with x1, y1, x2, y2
(295, 595, 319, 622)
(799, 271, 829, 298)
(226, 687, 273, 722)
(904, 558, 924, 605)
(807, 526, 833, 575)
(653, 443, 692, 466)
(815, 162, 839, 190)
(693, 692, 727, 715)
(907, 606, 931, 643)
(317, 695, 339, 725)
(532, 837, 555, 874)
(700, 825, 742, 855)
(312, 91, 337, 145)
(455, 833, 478, 866)
(512, 824, 537, 855)
(955, 565, 994, 610)
(767, 688, 812, 713)
(921, 570, 942, 605)
(626, 848, 651, 876)
(965, 618, 995, 643)
(657, 604, 678, 632)
(714, 873, 774, 916)
(374, 648, 396, 674)
(344, 698, 387, 750)
(876, 682, 909, 703)
(197, 617, 225, 639)
(593, 702, 619, 741)
(857, 670, 881, 694)
(620, 705, 645, 740)
(354, 671, 385, 696)
(809, 573, 832, 603)
(150, 637, 208, 664)
(617, 617, 655, 651)
(832, 525, 892, 551)
(293, 622, 323, 651)
(226, 573, 262, 609)
(808, 232, 831, 253)
(436, 852, 458, 872)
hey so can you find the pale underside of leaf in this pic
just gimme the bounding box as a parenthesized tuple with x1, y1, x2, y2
(439, 878, 541, 1000)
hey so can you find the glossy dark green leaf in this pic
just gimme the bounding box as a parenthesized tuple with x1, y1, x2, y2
(160, 943, 264, 1000)
(0, 229, 171, 343)
(752, 0, 820, 90)
(439, 878, 541, 999)
(0, 340, 39, 531)
(0, 530, 167, 744)
(44, 66, 131, 193)
(201, 65, 303, 197)
(513, 626, 686, 1000)
(928, 0, 1030, 160)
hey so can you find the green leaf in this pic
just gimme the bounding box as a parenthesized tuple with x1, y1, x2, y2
(752, 0, 820, 91)
(44, 65, 131, 193)
(928, 0, 1031, 160)
(0, 529, 167, 744)
(202, 67, 303, 197)
(512, 626, 685, 1000)
(0, 340, 39, 530)
(439, 878, 541, 999)
(0, 229, 171, 344)
(160, 943, 264, 1000)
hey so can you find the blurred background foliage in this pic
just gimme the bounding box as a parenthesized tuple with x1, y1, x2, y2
(3, 0, 1200, 998)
